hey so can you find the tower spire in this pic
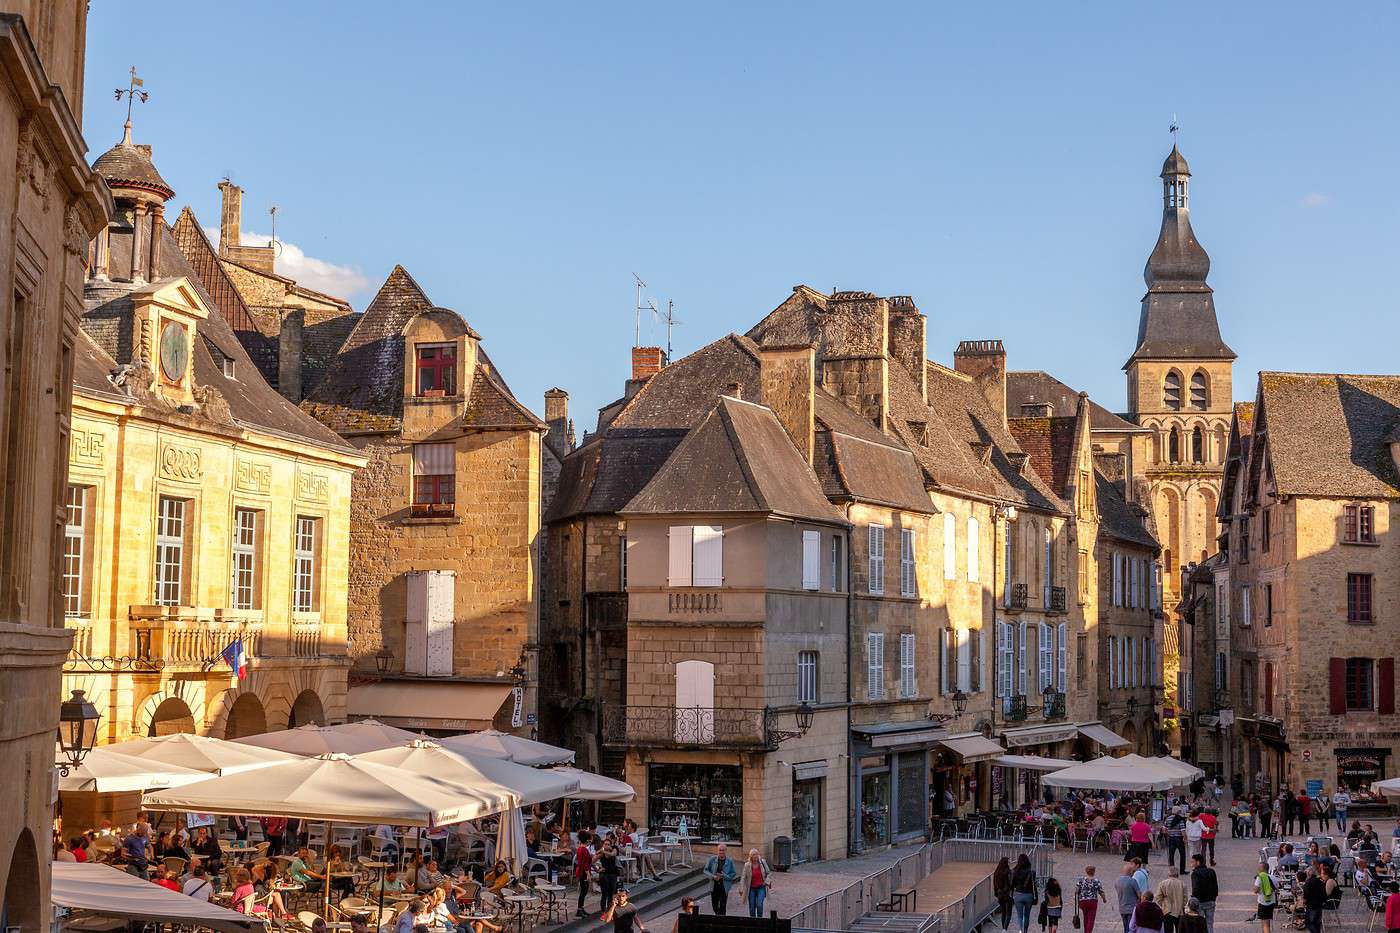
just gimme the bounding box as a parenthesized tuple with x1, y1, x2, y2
(114, 65, 149, 145)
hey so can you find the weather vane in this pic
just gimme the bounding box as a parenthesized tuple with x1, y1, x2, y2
(1169, 114, 1180, 146)
(114, 66, 149, 138)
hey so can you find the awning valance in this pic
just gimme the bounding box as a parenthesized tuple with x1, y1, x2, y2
(1077, 721, 1131, 750)
(1001, 723, 1080, 747)
(937, 732, 1006, 763)
(853, 720, 948, 750)
(53, 863, 255, 933)
(347, 680, 512, 731)
(994, 754, 1076, 772)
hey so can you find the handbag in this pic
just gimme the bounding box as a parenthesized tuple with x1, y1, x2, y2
(1072, 880, 1082, 928)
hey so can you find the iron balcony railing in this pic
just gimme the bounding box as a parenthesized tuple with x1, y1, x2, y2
(1047, 586, 1067, 613)
(1006, 583, 1028, 611)
(601, 703, 778, 750)
(1003, 694, 1028, 722)
(1042, 691, 1067, 720)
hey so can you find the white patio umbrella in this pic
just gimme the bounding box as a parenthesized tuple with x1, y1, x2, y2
(548, 766, 636, 802)
(58, 745, 211, 793)
(1121, 754, 1204, 782)
(105, 733, 298, 775)
(233, 720, 421, 756)
(1042, 755, 1181, 792)
(1370, 777, 1400, 795)
(438, 729, 575, 766)
(496, 808, 529, 876)
(358, 740, 579, 808)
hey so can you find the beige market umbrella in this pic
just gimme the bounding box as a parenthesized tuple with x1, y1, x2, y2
(1042, 754, 1182, 791)
(1119, 753, 1205, 782)
(233, 720, 420, 756)
(59, 745, 211, 793)
(438, 729, 575, 766)
(105, 733, 297, 776)
(1370, 777, 1400, 795)
(358, 740, 579, 808)
(548, 766, 636, 802)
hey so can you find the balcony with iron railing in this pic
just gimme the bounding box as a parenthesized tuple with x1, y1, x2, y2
(1042, 690, 1067, 720)
(1003, 694, 1028, 722)
(1005, 583, 1028, 612)
(602, 703, 780, 750)
(1046, 586, 1067, 614)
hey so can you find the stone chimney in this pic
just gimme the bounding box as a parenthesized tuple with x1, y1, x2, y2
(544, 387, 574, 454)
(887, 296, 927, 402)
(760, 345, 816, 464)
(820, 291, 890, 431)
(953, 339, 1007, 428)
(218, 179, 242, 259)
(278, 307, 304, 403)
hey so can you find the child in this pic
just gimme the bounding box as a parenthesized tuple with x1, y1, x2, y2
(1042, 878, 1063, 933)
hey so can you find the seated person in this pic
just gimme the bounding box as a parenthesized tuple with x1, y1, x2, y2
(416, 858, 446, 894)
(482, 859, 511, 893)
(325, 845, 357, 899)
(375, 868, 407, 896)
(153, 868, 182, 892)
(543, 821, 562, 845)
(525, 828, 539, 861)
(189, 826, 221, 875)
(249, 859, 290, 918)
(1279, 844, 1300, 871)
(372, 824, 400, 860)
(288, 846, 323, 892)
(182, 865, 214, 902)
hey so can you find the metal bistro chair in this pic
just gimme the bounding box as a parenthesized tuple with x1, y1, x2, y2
(1071, 825, 1095, 854)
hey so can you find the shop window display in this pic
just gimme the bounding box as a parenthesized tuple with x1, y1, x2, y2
(791, 779, 822, 864)
(648, 763, 743, 842)
(860, 769, 891, 849)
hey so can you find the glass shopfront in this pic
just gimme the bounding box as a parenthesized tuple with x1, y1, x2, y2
(896, 752, 927, 836)
(648, 763, 743, 842)
(791, 779, 822, 864)
(1336, 747, 1389, 794)
(860, 764, 891, 849)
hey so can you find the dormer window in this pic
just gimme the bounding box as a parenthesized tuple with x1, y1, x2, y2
(222, 358, 236, 379)
(415, 344, 456, 397)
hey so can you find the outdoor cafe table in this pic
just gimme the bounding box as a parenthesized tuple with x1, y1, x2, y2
(535, 882, 566, 922)
(502, 892, 536, 931)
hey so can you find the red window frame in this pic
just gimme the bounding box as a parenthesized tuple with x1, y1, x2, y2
(1345, 657, 1374, 711)
(1347, 573, 1373, 624)
(415, 344, 457, 396)
(412, 474, 455, 516)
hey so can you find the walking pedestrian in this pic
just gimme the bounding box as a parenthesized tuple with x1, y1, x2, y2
(1301, 866, 1326, 933)
(1384, 882, 1400, 933)
(1279, 790, 1296, 837)
(1164, 807, 1187, 873)
(739, 848, 771, 918)
(1179, 899, 1207, 933)
(600, 887, 646, 933)
(1115, 863, 1141, 933)
(1252, 862, 1276, 933)
(573, 830, 594, 918)
(597, 839, 621, 917)
(1129, 891, 1164, 933)
(1155, 866, 1185, 933)
(1188, 855, 1217, 933)
(1012, 854, 1039, 933)
(1185, 811, 1204, 865)
(996, 857, 1015, 931)
(1199, 810, 1217, 867)
(1041, 878, 1063, 933)
(1333, 788, 1351, 834)
(1129, 813, 1153, 865)
(1297, 791, 1313, 836)
(703, 844, 737, 916)
(1076, 865, 1105, 933)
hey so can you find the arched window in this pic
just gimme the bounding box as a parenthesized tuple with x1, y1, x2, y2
(1163, 372, 1182, 411)
(1192, 426, 1205, 463)
(1168, 427, 1181, 463)
(1190, 371, 1209, 410)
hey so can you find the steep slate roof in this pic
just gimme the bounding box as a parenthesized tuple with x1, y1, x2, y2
(1233, 401, 1255, 436)
(91, 134, 174, 198)
(623, 395, 846, 524)
(1095, 470, 1159, 549)
(78, 225, 354, 453)
(1007, 371, 1144, 432)
(1254, 372, 1400, 499)
(813, 392, 936, 515)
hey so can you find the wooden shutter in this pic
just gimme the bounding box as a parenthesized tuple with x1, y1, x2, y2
(868, 525, 885, 595)
(1038, 622, 1051, 691)
(1329, 658, 1347, 715)
(1380, 658, 1396, 715)
(972, 627, 983, 693)
(957, 628, 971, 692)
(901, 632, 916, 698)
(692, 525, 723, 586)
(801, 530, 821, 590)
(668, 526, 693, 586)
(938, 630, 948, 695)
(995, 622, 1008, 698)
(867, 632, 884, 700)
(1057, 622, 1068, 691)
(1017, 621, 1027, 695)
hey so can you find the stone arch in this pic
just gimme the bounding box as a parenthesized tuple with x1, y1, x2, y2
(1198, 486, 1219, 558)
(1160, 486, 1181, 577)
(1118, 720, 1138, 757)
(288, 689, 326, 728)
(1213, 424, 1227, 465)
(3, 828, 41, 932)
(133, 686, 204, 738)
(1189, 370, 1210, 410)
(1163, 370, 1183, 411)
(224, 692, 267, 739)
(148, 696, 196, 737)
(1139, 717, 1156, 755)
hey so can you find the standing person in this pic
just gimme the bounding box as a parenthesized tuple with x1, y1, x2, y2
(121, 823, 151, 880)
(1042, 878, 1064, 933)
(1301, 867, 1326, 933)
(740, 848, 771, 919)
(1115, 864, 1141, 933)
(1129, 891, 1164, 933)
(261, 816, 287, 858)
(1252, 862, 1276, 933)
(1259, 795, 1273, 840)
(1076, 865, 1105, 933)
(229, 815, 249, 844)
(1333, 788, 1351, 834)
(1156, 866, 1186, 933)
(1184, 812, 1204, 865)
(1383, 882, 1400, 933)
(1297, 791, 1313, 836)
(597, 840, 621, 917)
(1130, 813, 1153, 865)
(1132, 860, 1151, 899)
(1279, 790, 1295, 837)
(995, 857, 1015, 931)
(1012, 854, 1038, 933)
(600, 887, 647, 933)
(1179, 899, 1207, 933)
(670, 896, 699, 933)
(1164, 807, 1186, 873)
(1315, 790, 1332, 833)
(1188, 855, 1217, 933)
(573, 830, 594, 918)
(703, 844, 737, 916)
(1199, 810, 1218, 868)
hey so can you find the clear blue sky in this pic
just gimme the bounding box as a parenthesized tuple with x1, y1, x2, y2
(84, 2, 1399, 427)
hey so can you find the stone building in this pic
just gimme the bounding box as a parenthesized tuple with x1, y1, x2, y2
(542, 290, 1142, 861)
(61, 125, 363, 814)
(0, 2, 110, 927)
(170, 181, 357, 404)
(300, 267, 554, 733)
(1217, 372, 1400, 794)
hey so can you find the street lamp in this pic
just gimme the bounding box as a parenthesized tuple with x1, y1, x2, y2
(375, 647, 394, 674)
(57, 689, 101, 776)
(952, 690, 969, 717)
(795, 701, 815, 734)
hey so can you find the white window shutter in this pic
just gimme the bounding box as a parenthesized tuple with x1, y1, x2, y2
(1017, 621, 1027, 696)
(995, 622, 1006, 698)
(802, 530, 820, 590)
(867, 632, 884, 700)
(957, 628, 971, 692)
(668, 526, 693, 587)
(901, 633, 916, 698)
(692, 525, 724, 586)
(900, 529, 915, 597)
(973, 627, 983, 693)
(1057, 622, 1067, 691)
(944, 512, 957, 580)
(868, 525, 885, 596)
(967, 517, 979, 582)
(938, 630, 948, 695)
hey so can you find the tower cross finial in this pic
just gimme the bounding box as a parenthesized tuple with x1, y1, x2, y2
(114, 66, 150, 143)
(1169, 114, 1180, 147)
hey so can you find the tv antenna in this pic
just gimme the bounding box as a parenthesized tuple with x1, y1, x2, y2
(268, 205, 283, 258)
(663, 299, 681, 359)
(631, 273, 649, 347)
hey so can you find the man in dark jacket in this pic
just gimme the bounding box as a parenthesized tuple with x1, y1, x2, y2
(1301, 867, 1327, 933)
(1189, 855, 1218, 933)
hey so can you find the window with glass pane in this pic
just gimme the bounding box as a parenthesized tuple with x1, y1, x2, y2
(231, 508, 262, 610)
(63, 484, 89, 617)
(1348, 573, 1373, 624)
(1360, 505, 1375, 542)
(415, 343, 457, 395)
(1345, 657, 1374, 711)
(293, 516, 320, 612)
(412, 443, 455, 516)
(153, 496, 186, 606)
(797, 650, 819, 704)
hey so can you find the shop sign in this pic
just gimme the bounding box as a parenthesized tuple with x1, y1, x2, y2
(1307, 779, 1323, 796)
(511, 685, 524, 727)
(1302, 749, 1312, 761)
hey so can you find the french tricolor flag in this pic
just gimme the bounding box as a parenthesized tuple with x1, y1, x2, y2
(221, 638, 248, 680)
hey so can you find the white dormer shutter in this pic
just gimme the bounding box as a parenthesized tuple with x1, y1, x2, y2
(692, 525, 724, 587)
(801, 530, 821, 590)
(967, 516, 980, 583)
(668, 526, 693, 587)
(943, 513, 957, 580)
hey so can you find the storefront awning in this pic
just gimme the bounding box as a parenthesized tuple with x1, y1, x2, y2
(347, 680, 512, 731)
(994, 754, 1076, 772)
(853, 720, 949, 750)
(1077, 721, 1131, 750)
(937, 732, 1006, 763)
(1001, 723, 1080, 748)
